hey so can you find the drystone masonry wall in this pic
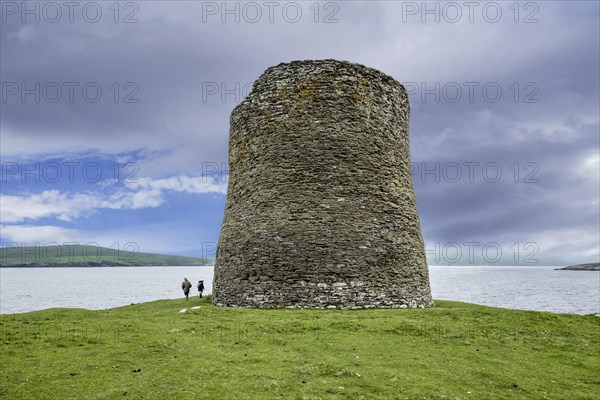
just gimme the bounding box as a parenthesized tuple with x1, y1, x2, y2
(212, 59, 433, 309)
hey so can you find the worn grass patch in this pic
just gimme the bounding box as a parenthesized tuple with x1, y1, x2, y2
(1, 298, 598, 399)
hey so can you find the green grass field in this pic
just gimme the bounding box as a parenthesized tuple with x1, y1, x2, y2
(1, 298, 598, 399)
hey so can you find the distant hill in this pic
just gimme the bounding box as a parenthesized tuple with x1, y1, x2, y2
(0, 245, 212, 267)
(555, 263, 600, 271)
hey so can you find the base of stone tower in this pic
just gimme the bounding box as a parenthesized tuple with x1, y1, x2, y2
(212, 301, 434, 309)
(212, 285, 434, 309)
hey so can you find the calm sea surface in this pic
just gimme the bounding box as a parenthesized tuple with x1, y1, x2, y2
(0, 265, 598, 315)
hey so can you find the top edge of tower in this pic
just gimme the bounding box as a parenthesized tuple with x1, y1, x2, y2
(232, 59, 408, 115)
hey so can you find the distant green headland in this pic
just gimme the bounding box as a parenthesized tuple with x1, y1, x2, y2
(0, 245, 212, 267)
(555, 263, 600, 271)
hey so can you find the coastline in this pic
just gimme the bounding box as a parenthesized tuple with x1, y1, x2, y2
(0, 263, 213, 268)
(555, 263, 600, 271)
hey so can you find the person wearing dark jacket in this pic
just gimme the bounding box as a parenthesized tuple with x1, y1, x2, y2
(197, 280, 205, 298)
(182, 278, 192, 301)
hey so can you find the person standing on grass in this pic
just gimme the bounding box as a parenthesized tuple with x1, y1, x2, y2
(197, 280, 205, 298)
(182, 278, 192, 301)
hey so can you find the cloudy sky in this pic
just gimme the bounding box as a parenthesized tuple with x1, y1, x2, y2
(1, 1, 598, 265)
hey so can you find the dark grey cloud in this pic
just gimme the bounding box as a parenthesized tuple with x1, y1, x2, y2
(1, 1, 598, 263)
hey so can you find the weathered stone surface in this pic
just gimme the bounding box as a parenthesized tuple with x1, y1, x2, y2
(212, 59, 433, 309)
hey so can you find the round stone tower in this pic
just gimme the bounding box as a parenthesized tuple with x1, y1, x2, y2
(212, 60, 432, 309)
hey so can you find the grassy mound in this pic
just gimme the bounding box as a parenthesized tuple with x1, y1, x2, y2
(1, 298, 598, 399)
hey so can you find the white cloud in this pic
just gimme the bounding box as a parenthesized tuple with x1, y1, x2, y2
(580, 153, 600, 179)
(1, 190, 92, 223)
(0, 189, 163, 223)
(127, 175, 228, 194)
(0, 175, 227, 224)
(7, 25, 36, 43)
(0, 224, 81, 244)
(528, 229, 600, 264)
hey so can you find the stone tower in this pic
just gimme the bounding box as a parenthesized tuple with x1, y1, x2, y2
(212, 60, 432, 309)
